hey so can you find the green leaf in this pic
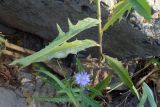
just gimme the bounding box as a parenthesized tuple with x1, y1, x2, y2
(108, 82, 124, 93)
(10, 39, 99, 66)
(102, 0, 131, 31)
(128, 0, 152, 21)
(38, 70, 79, 107)
(91, 74, 111, 98)
(150, 58, 160, 65)
(144, 83, 157, 107)
(32, 96, 72, 103)
(32, 63, 63, 91)
(10, 18, 99, 67)
(81, 94, 102, 107)
(104, 55, 139, 99)
(138, 83, 157, 107)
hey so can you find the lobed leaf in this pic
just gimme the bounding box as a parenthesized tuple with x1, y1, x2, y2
(11, 40, 99, 66)
(104, 55, 139, 99)
(10, 18, 99, 67)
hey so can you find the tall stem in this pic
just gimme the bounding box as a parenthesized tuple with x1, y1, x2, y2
(96, 0, 103, 63)
(92, 0, 103, 85)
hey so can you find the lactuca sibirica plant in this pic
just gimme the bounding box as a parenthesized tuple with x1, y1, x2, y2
(10, 0, 157, 106)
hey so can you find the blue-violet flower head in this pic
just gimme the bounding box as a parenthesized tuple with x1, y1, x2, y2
(75, 71, 90, 87)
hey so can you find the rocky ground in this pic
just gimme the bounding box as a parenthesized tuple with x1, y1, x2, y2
(0, 54, 60, 107)
(0, 52, 159, 107)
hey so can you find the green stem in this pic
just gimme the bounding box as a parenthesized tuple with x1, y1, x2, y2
(96, 0, 103, 63)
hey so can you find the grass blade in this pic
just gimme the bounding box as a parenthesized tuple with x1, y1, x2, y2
(128, 0, 152, 21)
(91, 74, 111, 98)
(137, 91, 147, 107)
(102, 0, 131, 31)
(143, 83, 157, 107)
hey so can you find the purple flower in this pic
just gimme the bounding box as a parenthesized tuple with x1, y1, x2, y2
(75, 71, 90, 87)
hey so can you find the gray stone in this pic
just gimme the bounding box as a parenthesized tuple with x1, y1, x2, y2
(0, 0, 100, 40)
(0, 0, 160, 58)
(104, 20, 160, 59)
(0, 87, 27, 107)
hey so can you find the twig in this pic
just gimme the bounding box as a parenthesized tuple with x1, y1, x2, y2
(132, 62, 152, 77)
(1, 50, 23, 58)
(5, 42, 34, 55)
(0, 36, 34, 55)
(136, 69, 159, 87)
